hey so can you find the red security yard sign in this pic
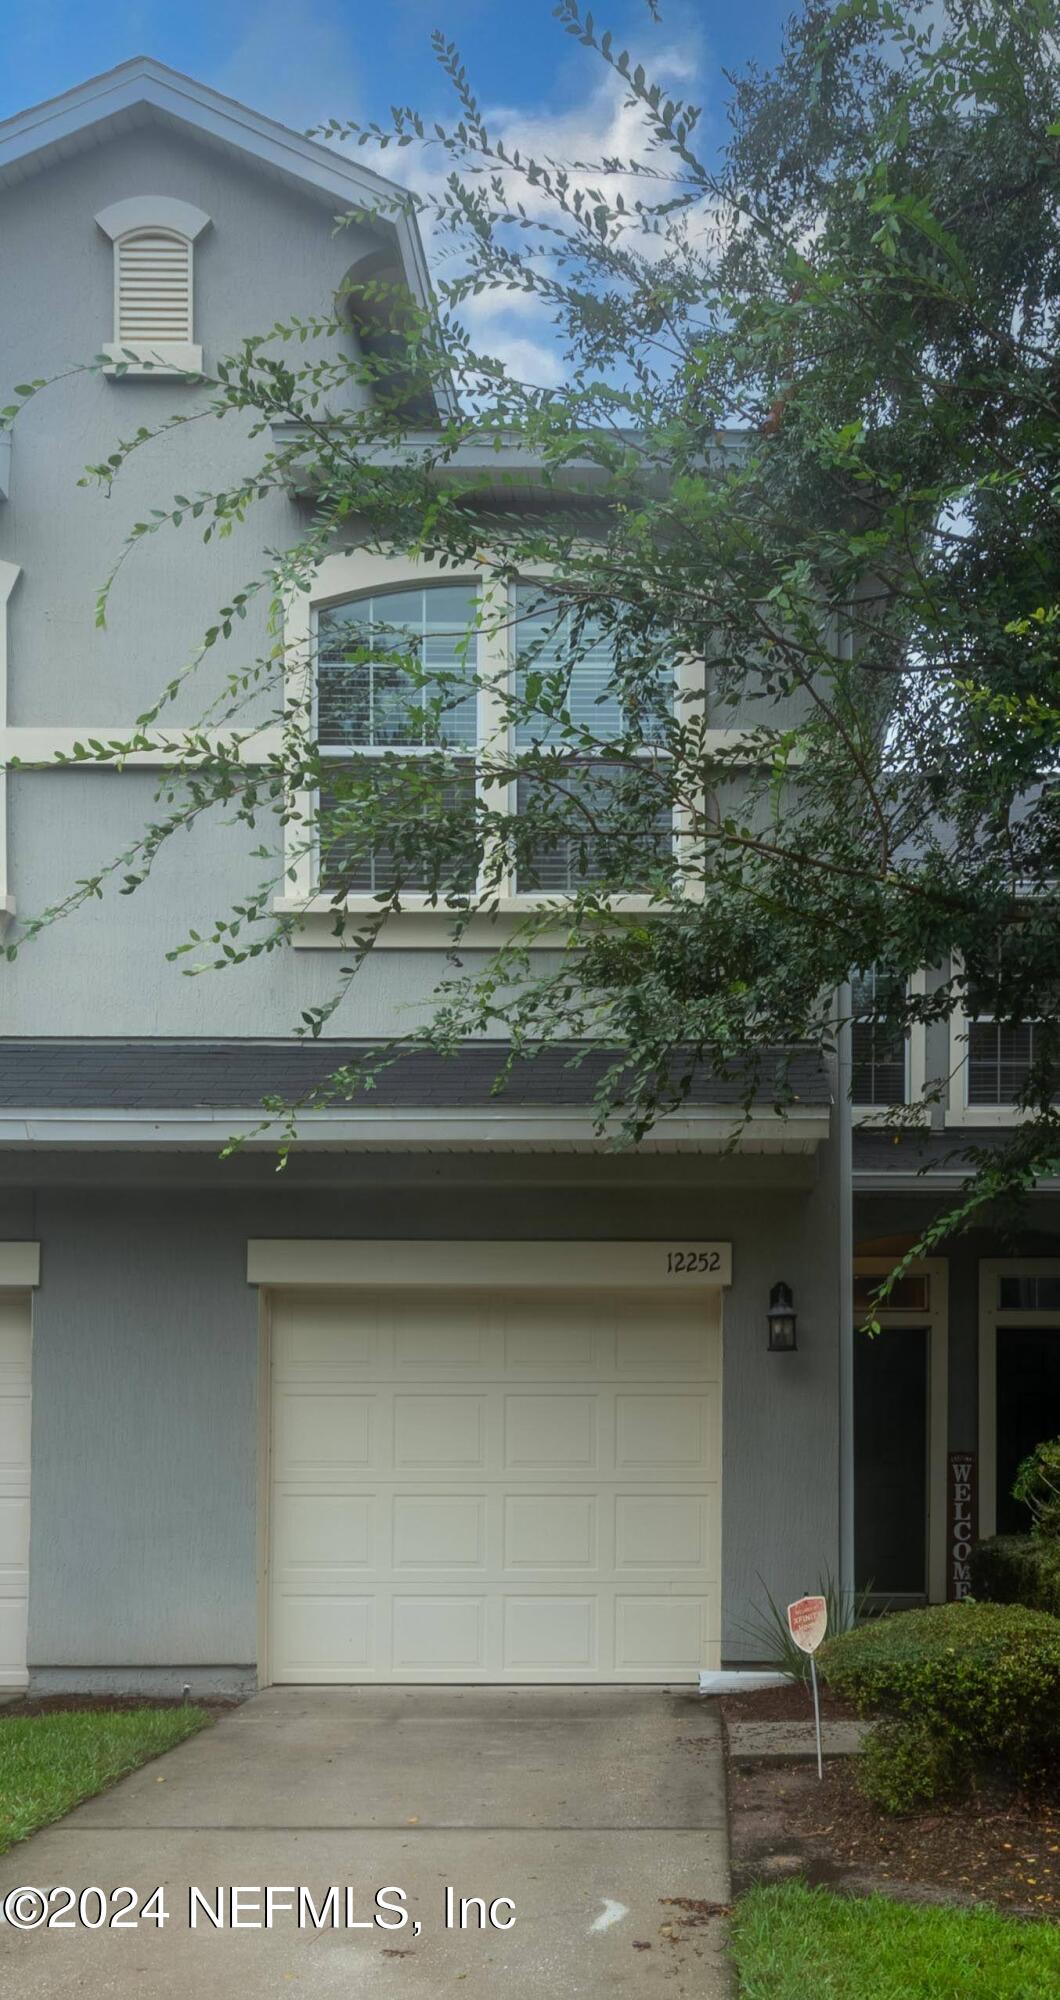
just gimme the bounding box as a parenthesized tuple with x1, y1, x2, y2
(787, 1595, 828, 1654)
(787, 1595, 827, 1779)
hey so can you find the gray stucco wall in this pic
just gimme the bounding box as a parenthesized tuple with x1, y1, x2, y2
(27, 1187, 260, 1668)
(0, 120, 423, 1042)
(21, 1144, 840, 1680)
(6, 771, 467, 1037)
(3, 123, 374, 727)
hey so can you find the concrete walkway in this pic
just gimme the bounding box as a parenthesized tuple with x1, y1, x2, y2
(0, 1686, 731, 1997)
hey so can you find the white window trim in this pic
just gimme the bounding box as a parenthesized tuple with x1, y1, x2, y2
(0, 562, 21, 930)
(854, 1255, 948, 1601)
(852, 967, 927, 1124)
(978, 1258, 1060, 1538)
(946, 951, 1038, 1126)
(95, 197, 209, 377)
(279, 549, 717, 945)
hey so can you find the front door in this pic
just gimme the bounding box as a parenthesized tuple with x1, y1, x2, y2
(980, 1263, 1060, 1539)
(854, 1323, 929, 1598)
(853, 1257, 947, 1604)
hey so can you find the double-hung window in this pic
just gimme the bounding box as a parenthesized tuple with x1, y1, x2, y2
(966, 996, 1046, 1106)
(851, 965, 909, 1106)
(962, 929, 1059, 1110)
(304, 572, 683, 909)
(315, 584, 481, 897)
(511, 583, 675, 895)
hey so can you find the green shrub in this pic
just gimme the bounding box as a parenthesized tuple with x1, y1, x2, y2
(818, 1601, 1060, 1809)
(859, 1719, 963, 1813)
(1012, 1437, 1060, 1539)
(970, 1534, 1060, 1617)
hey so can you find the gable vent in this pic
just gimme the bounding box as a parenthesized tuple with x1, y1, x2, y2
(115, 229, 192, 345)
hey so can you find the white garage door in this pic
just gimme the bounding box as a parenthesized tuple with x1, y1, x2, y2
(268, 1284, 721, 1682)
(0, 1294, 32, 1687)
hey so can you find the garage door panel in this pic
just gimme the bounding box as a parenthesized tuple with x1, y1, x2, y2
(274, 1492, 374, 1569)
(270, 1285, 721, 1682)
(393, 1494, 486, 1569)
(615, 1393, 714, 1469)
(272, 1293, 380, 1377)
(276, 1593, 374, 1676)
(392, 1296, 492, 1370)
(615, 1302, 719, 1377)
(503, 1394, 598, 1470)
(393, 1595, 486, 1669)
(503, 1493, 598, 1569)
(501, 1301, 602, 1372)
(616, 1594, 712, 1672)
(275, 1392, 375, 1473)
(615, 1493, 713, 1571)
(393, 1395, 486, 1468)
(504, 1596, 597, 1670)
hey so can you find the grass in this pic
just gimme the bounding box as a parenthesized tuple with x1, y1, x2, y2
(0, 1706, 208, 1852)
(730, 1882, 1060, 2000)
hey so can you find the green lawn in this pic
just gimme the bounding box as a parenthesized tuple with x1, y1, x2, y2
(731, 1882, 1060, 2000)
(0, 1707, 208, 1853)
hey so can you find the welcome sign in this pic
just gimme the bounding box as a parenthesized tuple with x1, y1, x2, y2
(948, 1453, 977, 1600)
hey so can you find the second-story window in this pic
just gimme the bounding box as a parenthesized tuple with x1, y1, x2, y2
(963, 931, 1059, 1108)
(851, 965, 908, 1105)
(315, 584, 481, 897)
(966, 996, 1044, 1106)
(511, 584, 675, 895)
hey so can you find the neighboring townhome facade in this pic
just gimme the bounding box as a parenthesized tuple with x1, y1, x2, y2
(0, 59, 1050, 1700)
(851, 970, 1060, 1611)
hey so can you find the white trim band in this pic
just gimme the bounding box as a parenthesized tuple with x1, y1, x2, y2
(0, 1106, 829, 1154)
(0, 1243, 40, 1286)
(247, 1237, 733, 1288)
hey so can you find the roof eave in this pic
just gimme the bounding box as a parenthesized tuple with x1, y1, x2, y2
(0, 1104, 831, 1153)
(0, 57, 456, 425)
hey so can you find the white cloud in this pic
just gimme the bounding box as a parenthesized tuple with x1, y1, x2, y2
(370, 28, 722, 386)
(392, 32, 717, 246)
(457, 292, 566, 389)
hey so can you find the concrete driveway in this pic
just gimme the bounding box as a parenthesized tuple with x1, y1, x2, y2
(0, 1686, 730, 1997)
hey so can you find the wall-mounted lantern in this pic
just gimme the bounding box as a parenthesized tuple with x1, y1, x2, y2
(767, 1281, 798, 1352)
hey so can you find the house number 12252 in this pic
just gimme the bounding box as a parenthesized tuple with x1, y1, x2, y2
(667, 1250, 722, 1273)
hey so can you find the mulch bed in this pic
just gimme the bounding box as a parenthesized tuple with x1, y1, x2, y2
(720, 1680, 857, 1723)
(720, 1684, 1060, 1919)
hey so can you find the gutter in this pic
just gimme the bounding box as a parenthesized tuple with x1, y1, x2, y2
(0, 1103, 831, 1152)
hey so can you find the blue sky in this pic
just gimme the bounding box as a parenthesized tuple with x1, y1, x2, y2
(2, 1, 791, 147)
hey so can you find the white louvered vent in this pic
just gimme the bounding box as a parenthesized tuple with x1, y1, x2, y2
(115, 229, 193, 345)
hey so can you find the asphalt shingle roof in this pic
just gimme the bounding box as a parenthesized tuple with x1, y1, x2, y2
(854, 1124, 1021, 1172)
(0, 1039, 830, 1113)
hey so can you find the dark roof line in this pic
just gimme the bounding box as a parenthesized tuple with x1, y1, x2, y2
(0, 1038, 830, 1113)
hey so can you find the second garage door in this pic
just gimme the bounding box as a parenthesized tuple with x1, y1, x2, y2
(268, 1283, 721, 1682)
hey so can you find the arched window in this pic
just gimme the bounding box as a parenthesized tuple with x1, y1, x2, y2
(95, 197, 210, 376)
(315, 583, 481, 897)
(289, 561, 686, 912)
